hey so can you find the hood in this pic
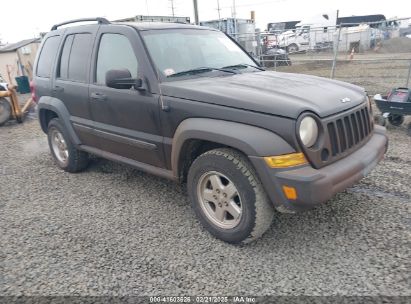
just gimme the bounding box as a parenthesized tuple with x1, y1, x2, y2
(160, 71, 366, 119)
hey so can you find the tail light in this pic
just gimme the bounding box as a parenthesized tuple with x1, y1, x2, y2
(30, 80, 37, 103)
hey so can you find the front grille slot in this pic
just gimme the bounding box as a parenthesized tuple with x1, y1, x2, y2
(350, 113, 359, 144)
(356, 111, 365, 140)
(325, 105, 372, 163)
(361, 108, 370, 135)
(336, 119, 347, 152)
(327, 123, 338, 156)
(344, 116, 354, 148)
(365, 108, 372, 132)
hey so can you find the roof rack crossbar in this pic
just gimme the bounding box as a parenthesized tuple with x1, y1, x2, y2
(51, 17, 110, 30)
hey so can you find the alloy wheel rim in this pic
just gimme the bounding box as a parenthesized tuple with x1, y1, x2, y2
(197, 171, 242, 229)
(50, 128, 69, 165)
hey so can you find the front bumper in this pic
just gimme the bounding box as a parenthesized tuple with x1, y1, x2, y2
(250, 126, 388, 212)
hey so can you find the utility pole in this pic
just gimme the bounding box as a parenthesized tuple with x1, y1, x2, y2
(232, 0, 237, 37)
(232, 0, 237, 19)
(216, 0, 221, 19)
(193, 0, 199, 25)
(330, 9, 340, 79)
(169, 0, 175, 17)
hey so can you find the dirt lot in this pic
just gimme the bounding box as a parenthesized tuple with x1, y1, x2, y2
(275, 51, 411, 96)
(1, 111, 410, 298)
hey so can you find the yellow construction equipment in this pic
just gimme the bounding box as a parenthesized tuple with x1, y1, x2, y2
(0, 85, 33, 126)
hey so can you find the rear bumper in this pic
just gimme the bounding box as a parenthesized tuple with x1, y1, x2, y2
(250, 126, 388, 212)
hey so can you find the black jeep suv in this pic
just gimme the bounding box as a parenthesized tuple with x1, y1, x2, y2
(34, 18, 388, 244)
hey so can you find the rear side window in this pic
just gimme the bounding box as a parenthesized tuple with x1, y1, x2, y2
(36, 36, 60, 78)
(96, 34, 138, 85)
(58, 35, 74, 79)
(58, 33, 93, 82)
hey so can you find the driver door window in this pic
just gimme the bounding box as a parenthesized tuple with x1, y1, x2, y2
(96, 34, 138, 85)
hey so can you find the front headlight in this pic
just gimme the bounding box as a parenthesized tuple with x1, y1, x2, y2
(299, 116, 319, 147)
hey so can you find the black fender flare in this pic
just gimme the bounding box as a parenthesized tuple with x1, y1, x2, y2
(37, 96, 81, 146)
(171, 118, 295, 176)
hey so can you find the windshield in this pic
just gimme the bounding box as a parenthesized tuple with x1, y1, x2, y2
(141, 29, 257, 78)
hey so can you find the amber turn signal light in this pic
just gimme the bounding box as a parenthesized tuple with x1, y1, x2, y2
(282, 186, 298, 200)
(264, 153, 308, 168)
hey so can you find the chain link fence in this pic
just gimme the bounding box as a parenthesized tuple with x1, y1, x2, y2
(233, 17, 411, 96)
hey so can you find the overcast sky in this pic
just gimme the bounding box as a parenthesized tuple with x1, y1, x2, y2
(0, 0, 409, 43)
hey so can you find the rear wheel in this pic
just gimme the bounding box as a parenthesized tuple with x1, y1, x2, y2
(187, 148, 274, 244)
(47, 118, 89, 172)
(0, 97, 11, 126)
(388, 114, 404, 126)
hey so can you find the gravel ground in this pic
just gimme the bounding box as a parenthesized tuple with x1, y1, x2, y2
(0, 117, 410, 297)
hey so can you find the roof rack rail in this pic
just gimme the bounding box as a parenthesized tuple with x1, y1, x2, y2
(51, 17, 110, 30)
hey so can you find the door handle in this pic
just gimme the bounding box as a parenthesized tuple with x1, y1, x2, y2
(90, 92, 107, 101)
(52, 86, 64, 94)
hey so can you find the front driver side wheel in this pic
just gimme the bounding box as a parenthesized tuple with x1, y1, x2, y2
(187, 148, 274, 244)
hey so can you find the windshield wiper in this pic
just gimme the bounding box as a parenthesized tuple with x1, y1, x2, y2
(221, 63, 265, 71)
(167, 67, 237, 78)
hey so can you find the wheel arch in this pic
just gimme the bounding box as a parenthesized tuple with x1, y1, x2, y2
(38, 108, 58, 132)
(171, 118, 295, 180)
(37, 96, 81, 146)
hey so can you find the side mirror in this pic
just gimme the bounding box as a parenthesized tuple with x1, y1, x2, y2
(105, 69, 144, 90)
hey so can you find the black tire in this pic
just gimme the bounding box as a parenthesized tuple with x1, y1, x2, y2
(187, 148, 274, 244)
(407, 122, 411, 137)
(388, 114, 404, 127)
(374, 114, 387, 126)
(287, 43, 298, 53)
(47, 118, 89, 173)
(0, 97, 11, 126)
(16, 115, 23, 124)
